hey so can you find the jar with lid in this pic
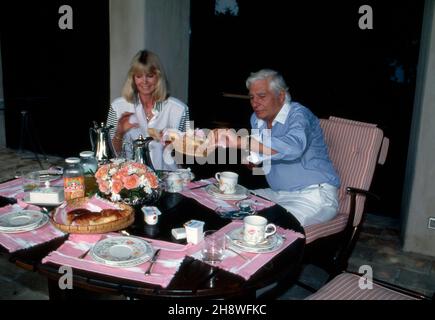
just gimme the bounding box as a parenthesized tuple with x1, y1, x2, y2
(79, 151, 99, 195)
(63, 157, 85, 200)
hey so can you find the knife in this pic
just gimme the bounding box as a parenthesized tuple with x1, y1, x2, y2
(145, 249, 161, 275)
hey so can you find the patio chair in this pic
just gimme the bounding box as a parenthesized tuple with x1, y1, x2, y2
(301, 116, 390, 281)
(306, 271, 430, 300)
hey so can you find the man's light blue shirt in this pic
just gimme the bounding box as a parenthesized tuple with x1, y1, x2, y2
(250, 101, 340, 191)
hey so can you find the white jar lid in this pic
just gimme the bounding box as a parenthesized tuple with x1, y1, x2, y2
(65, 157, 81, 164)
(80, 151, 95, 158)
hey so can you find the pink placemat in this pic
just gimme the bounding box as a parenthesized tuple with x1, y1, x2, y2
(186, 221, 304, 280)
(181, 179, 275, 212)
(0, 177, 63, 200)
(42, 233, 189, 288)
(0, 202, 66, 253)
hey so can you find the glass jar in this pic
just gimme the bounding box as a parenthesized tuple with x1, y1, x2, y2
(79, 151, 99, 196)
(63, 157, 85, 200)
(80, 151, 98, 175)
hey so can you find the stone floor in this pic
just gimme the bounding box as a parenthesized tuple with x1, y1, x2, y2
(0, 147, 434, 300)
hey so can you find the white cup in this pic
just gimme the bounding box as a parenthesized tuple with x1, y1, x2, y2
(215, 171, 238, 194)
(243, 215, 277, 244)
(165, 172, 183, 193)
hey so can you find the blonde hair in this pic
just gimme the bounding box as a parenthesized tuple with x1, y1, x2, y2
(121, 50, 169, 103)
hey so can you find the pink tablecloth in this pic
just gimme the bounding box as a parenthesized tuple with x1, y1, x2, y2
(42, 233, 189, 288)
(186, 221, 304, 280)
(0, 202, 66, 253)
(181, 179, 275, 212)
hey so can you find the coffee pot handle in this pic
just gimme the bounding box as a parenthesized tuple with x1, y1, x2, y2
(89, 127, 96, 151)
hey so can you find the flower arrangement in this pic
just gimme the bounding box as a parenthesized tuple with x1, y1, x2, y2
(95, 160, 161, 205)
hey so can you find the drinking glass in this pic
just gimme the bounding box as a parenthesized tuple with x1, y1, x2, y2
(202, 230, 225, 264)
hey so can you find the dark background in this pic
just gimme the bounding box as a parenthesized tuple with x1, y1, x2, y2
(0, 1, 425, 218)
(0, 0, 110, 158)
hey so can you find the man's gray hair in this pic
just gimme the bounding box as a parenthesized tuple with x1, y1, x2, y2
(246, 69, 291, 102)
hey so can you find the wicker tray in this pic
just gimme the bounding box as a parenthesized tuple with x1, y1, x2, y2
(50, 197, 134, 234)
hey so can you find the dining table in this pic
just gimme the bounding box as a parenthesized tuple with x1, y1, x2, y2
(0, 174, 305, 300)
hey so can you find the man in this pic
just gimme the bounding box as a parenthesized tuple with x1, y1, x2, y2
(215, 69, 340, 227)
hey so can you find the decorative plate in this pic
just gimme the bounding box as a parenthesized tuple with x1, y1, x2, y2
(0, 212, 49, 233)
(205, 184, 249, 200)
(90, 236, 153, 267)
(226, 227, 284, 253)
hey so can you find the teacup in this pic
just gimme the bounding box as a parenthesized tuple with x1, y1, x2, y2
(243, 215, 277, 245)
(215, 171, 238, 194)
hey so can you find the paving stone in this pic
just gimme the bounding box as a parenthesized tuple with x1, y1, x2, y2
(396, 269, 435, 297)
(371, 252, 433, 275)
(360, 226, 383, 235)
(350, 243, 375, 261)
(14, 270, 49, 294)
(381, 228, 401, 239)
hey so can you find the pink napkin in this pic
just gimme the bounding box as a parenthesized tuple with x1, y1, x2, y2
(181, 179, 275, 212)
(0, 177, 63, 200)
(42, 233, 188, 288)
(52, 194, 122, 225)
(0, 203, 66, 253)
(186, 221, 304, 280)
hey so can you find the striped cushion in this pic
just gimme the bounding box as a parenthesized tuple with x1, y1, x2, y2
(305, 212, 348, 244)
(306, 272, 418, 300)
(319, 119, 384, 227)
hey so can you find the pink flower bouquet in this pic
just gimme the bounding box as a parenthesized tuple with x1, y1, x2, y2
(95, 160, 161, 205)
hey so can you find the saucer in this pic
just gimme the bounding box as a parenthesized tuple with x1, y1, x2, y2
(0, 212, 49, 233)
(90, 236, 153, 267)
(226, 227, 284, 253)
(205, 184, 248, 200)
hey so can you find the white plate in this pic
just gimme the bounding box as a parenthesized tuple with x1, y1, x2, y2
(90, 236, 153, 268)
(205, 184, 249, 200)
(0, 210, 44, 229)
(0, 214, 49, 233)
(226, 227, 284, 253)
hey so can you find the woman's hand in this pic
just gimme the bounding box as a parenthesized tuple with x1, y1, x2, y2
(116, 112, 139, 135)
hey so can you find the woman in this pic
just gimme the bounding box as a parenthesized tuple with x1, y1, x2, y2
(106, 50, 190, 170)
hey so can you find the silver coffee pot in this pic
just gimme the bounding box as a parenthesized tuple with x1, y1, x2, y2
(89, 121, 116, 164)
(132, 134, 155, 170)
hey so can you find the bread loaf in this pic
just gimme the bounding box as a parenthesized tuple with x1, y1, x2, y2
(67, 208, 128, 226)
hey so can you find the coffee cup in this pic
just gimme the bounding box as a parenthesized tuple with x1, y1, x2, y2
(243, 215, 277, 244)
(215, 171, 238, 194)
